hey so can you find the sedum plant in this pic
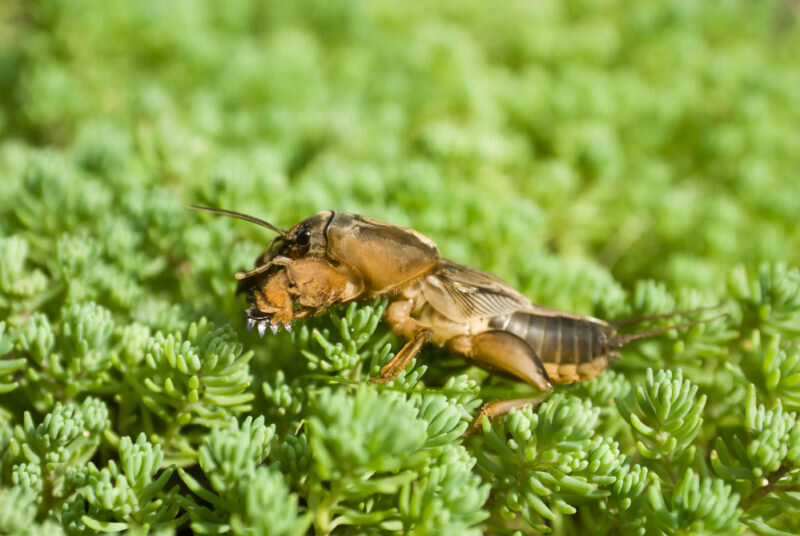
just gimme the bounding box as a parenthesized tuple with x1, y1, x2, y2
(2, 0, 800, 534)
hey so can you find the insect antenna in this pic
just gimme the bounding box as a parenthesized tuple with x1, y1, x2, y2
(188, 205, 291, 240)
(613, 311, 728, 347)
(234, 263, 273, 281)
(611, 304, 724, 328)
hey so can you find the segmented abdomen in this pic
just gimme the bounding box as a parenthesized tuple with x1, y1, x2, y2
(489, 312, 612, 384)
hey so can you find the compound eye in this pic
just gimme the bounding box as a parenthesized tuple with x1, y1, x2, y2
(296, 230, 311, 247)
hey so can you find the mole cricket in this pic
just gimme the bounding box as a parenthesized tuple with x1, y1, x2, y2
(190, 206, 723, 422)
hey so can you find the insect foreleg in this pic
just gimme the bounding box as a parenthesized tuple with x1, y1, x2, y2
(383, 298, 419, 338)
(369, 298, 433, 384)
(235, 255, 292, 281)
(370, 329, 432, 384)
(286, 258, 364, 313)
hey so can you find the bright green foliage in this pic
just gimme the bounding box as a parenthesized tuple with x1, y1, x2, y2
(712, 385, 793, 479)
(396, 442, 489, 535)
(648, 469, 741, 536)
(730, 264, 800, 337)
(0, 486, 65, 536)
(302, 385, 489, 534)
(568, 369, 632, 439)
(739, 330, 800, 409)
(261, 370, 305, 419)
(617, 369, 705, 464)
(75, 434, 185, 532)
(2, 397, 109, 521)
(475, 394, 635, 532)
(2, 0, 800, 534)
(710, 385, 800, 535)
(308, 386, 427, 479)
(294, 299, 392, 374)
(196, 416, 275, 499)
(139, 319, 255, 443)
(0, 322, 25, 393)
(229, 467, 310, 536)
(178, 416, 281, 534)
(0, 237, 49, 314)
(15, 305, 117, 409)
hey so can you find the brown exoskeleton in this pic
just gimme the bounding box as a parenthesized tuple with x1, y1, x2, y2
(190, 206, 723, 422)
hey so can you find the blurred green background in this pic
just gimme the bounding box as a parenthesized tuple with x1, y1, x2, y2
(3, 0, 799, 303)
(2, 0, 800, 534)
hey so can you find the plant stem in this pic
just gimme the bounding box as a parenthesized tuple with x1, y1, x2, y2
(742, 465, 790, 511)
(314, 481, 342, 536)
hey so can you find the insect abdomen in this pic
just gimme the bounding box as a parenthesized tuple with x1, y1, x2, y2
(489, 313, 613, 384)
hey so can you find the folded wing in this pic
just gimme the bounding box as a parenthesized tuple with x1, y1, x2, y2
(421, 259, 533, 322)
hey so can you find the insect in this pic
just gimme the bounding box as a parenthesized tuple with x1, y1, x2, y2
(190, 206, 723, 421)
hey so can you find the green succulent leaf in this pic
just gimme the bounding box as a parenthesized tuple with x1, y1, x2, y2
(2, 0, 800, 534)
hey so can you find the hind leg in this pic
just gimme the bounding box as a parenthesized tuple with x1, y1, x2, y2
(448, 331, 553, 435)
(465, 396, 548, 437)
(449, 330, 552, 391)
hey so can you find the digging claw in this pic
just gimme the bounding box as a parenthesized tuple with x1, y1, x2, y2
(244, 307, 291, 338)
